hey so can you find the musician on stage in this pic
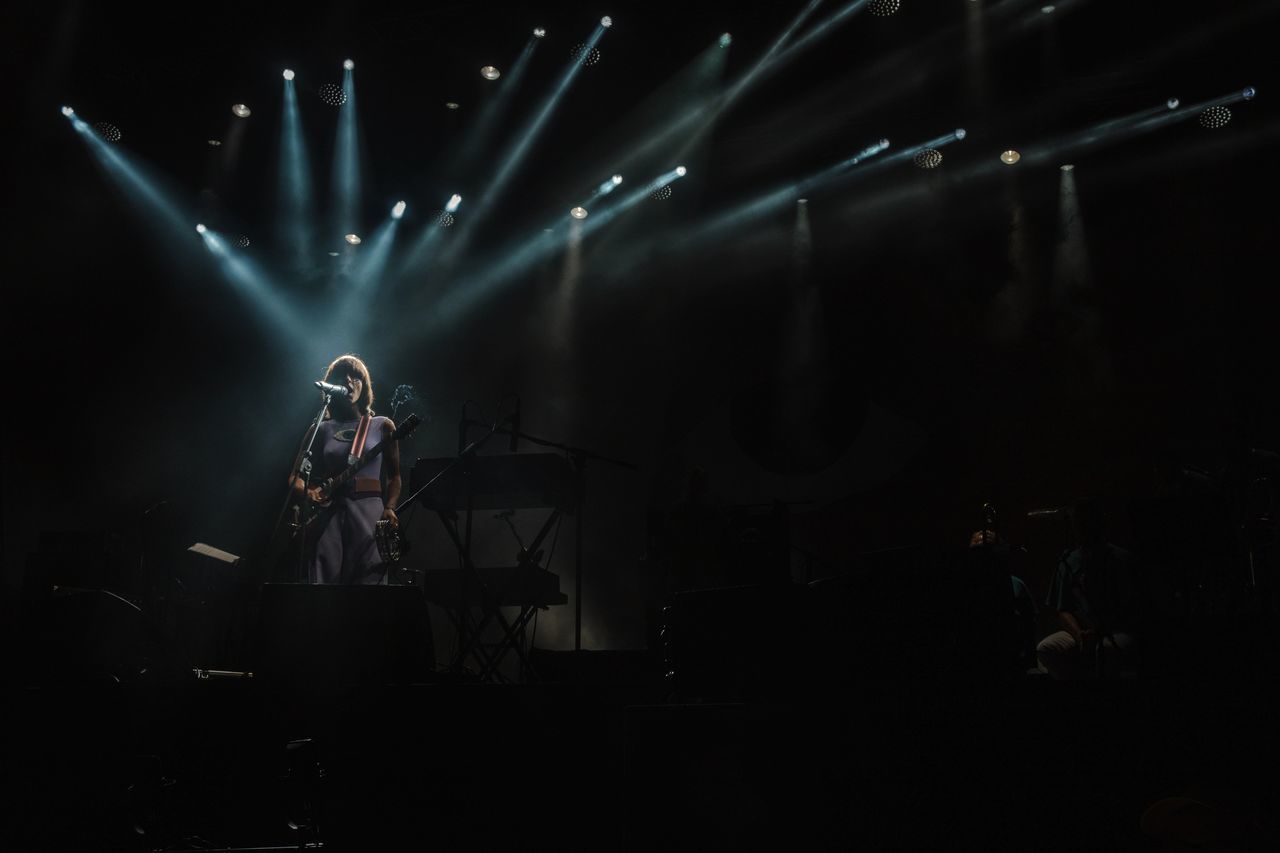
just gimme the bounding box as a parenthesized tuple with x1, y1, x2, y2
(288, 354, 401, 584)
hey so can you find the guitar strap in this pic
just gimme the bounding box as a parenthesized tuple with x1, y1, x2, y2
(348, 412, 372, 467)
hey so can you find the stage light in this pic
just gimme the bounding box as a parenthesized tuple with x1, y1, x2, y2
(675, 165, 687, 176)
(1000, 149, 1021, 164)
(93, 122, 122, 142)
(328, 251, 340, 257)
(719, 33, 732, 48)
(283, 69, 295, 80)
(1243, 86, 1257, 100)
(1061, 164, 1074, 171)
(879, 139, 890, 149)
(651, 185, 673, 200)
(392, 200, 407, 219)
(319, 83, 347, 106)
(434, 211, 455, 227)
(196, 224, 207, 233)
(60, 106, 74, 117)
(1041, 4, 1055, 12)
(481, 66, 501, 80)
(955, 128, 967, 140)
(1167, 98, 1180, 109)
(446, 193, 462, 212)
(571, 44, 602, 67)
(612, 174, 623, 185)
(534, 27, 546, 38)
(868, 0, 900, 16)
(601, 16, 612, 28)
(913, 149, 943, 169)
(1199, 106, 1231, 129)
(570, 206, 588, 219)
(445, 101, 460, 110)
(234, 235, 250, 248)
(345, 233, 362, 245)
(232, 104, 251, 118)
(344, 59, 355, 70)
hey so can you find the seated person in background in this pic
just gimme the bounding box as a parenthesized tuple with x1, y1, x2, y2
(1036, 498, 1140, 679)
(968, 529, 1039, 671)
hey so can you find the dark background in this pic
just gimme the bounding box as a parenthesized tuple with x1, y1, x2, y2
(4, 0, 1278, 651)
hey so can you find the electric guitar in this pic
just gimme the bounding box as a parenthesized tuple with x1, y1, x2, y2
(294, 413, 421, 534)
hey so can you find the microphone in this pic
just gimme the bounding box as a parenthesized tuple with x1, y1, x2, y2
(315, 380, 351, 398)
(509, 396, 521, 453)
(1027, 508, 1064, 518)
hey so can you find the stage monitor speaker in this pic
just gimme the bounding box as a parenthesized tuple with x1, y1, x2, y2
(255, 584, 433, 691)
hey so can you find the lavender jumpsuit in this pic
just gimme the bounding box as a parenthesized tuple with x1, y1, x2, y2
(307, 415, 392, 585)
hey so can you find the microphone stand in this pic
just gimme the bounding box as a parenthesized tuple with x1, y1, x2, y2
(293, 394, 335, 582)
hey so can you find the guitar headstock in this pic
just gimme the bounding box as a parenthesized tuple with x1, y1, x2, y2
(393, 413, 422, 440)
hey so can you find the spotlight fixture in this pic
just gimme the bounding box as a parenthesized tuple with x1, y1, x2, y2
(797, 198, 807, 205)
(60, 106, 74, 117)
(445, 101, 460, 110)
(571, 44, 602, 67)
(344, 233, 362, 245)
(446, 194, 463, 212)
(913, 149, 943, 169)
(719, 33, 732, 48)
(879, 139, 890, 150)
(93, 122, 122, 142)
(570, 206, 588, 219)
(611, 174, 623, 185)
(328, 251, 340, 257)
(601, 16, 612, 28)
(1060, 164, 1074, 172)
(533, 27, 546, 38)
(955, 128, 967, 140)
(196, 224, 207, 233)
(1041, 4, 1055, 12)
(344, 59, 355, 70)
(650, 185, 673, 201)
(1000, 149, 1021, 165)
(319, 83, 347, 106)
(283, 69, 295, 80)
(868, 0, 900, 16)
(675, 166, 687, 176)
(234, 235, 250, 248)
(1243, 86, 1257, 100)
(434, 211, 455, 228)
(231, 104, 251, 118)
(1199, 106, 1231, 129)
(207, 139, 222, 147)
(392, 200, 407, 219)
(1167, 97, 1180, 110)
(481, 66, 501, 80)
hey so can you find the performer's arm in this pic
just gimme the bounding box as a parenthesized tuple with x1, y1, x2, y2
(1057, 609, 1096, 654)
(382, 418, 402, 525)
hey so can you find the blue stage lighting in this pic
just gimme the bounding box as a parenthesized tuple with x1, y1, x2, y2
(344, 59, 355, 70)
(196, 223, 207, 233)
(60, 106, 74, 117)
(392, 200, 407, 219)
(283, 69, 295, 80)
(1167, 98, 1180, 109)
(601, 16, 612, 28)
(534, 27, 546, 38)
(481, 66, 501, 80)
(1243, 86, 1257, 100)
(675, 165, 687, 176)
(955, 128, 967, 140)
(447, 194, 462, 212)
(570, 206, 588, 219)
(612, 174, 623, 185)
(719, 33, 732, 48)
(232, 104, 251, 118)
(345, 233, 362, 245)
